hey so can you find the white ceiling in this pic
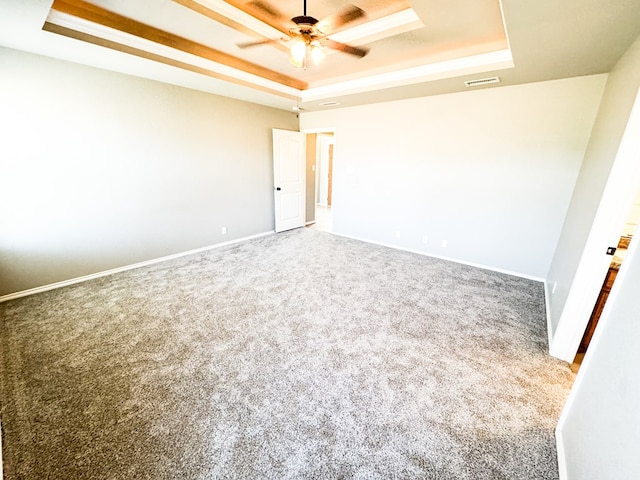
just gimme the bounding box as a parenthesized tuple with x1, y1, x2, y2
(1, 0, 640, 112)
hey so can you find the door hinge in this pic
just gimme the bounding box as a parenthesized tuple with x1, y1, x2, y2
(606, 246, 617, 256)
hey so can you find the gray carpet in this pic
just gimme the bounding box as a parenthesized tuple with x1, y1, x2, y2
(0, 228, 574, 479)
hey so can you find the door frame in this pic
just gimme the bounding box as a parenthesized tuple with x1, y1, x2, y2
(303, 127, 337, 231)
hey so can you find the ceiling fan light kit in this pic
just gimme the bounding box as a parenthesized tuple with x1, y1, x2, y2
(289, 39, 325, 68)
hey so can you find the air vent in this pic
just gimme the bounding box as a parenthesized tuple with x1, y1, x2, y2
(464, 77, 500, 87)
(320, 101, 341, 107)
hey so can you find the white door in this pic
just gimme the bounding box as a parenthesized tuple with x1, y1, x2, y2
(273, 129, 305, 233)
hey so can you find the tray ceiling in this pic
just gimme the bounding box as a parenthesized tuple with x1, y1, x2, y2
(42, 0, 511, 107)
(1, 0, 640, 111)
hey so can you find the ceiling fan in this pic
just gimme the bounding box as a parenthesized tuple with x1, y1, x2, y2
(237, 0, 370, 67)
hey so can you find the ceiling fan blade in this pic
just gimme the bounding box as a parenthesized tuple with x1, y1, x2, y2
(246, 0, 289, 24)
(325, 39, 369, 58)
(236, 38, 283, 49)
(318, 4, 365, 33)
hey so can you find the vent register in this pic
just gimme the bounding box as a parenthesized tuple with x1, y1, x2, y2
(464, 76, 500, 87)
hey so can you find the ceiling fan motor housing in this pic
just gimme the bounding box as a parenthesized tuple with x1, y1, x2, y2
(292, 15, 319, 26)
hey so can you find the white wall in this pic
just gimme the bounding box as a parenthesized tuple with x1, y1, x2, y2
(300, 76, 606, 278)
(622, 188, 640, 237)
(556, 219, 640, 479)
(0, 47, 298, 296)
(547, 34, 640, 338)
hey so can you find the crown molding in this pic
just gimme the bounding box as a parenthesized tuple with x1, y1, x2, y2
(301, 49, 514, 102)
(330, 8, 423, 46)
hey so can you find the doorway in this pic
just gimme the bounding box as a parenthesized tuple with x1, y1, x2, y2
(572, 187, 640, 371)
(305, 130, 335, 233)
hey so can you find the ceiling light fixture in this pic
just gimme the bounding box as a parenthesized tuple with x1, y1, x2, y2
(289, 39, 325, 68)
(238, 0, 368, 69)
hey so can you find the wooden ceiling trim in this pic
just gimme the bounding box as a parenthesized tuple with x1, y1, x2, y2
(42, 21, 300, 100)
(49, 0, 306, 90)
(172, 0, 290, 53)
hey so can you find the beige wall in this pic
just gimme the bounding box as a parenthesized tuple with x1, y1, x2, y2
(301, 75, 606, 279)
(0, 47, 298, 297)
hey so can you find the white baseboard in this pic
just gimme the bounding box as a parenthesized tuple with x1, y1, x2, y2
(0, 229, 545, 304)
(555, 426, 568, 480)
(543, 280, 554, 348)
(331, 232, 545, 283)
(0, 231, 274, 303)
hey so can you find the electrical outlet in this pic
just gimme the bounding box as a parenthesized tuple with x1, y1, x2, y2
(441, 239, 448, 248)
(422, 235, 429, 245)
(221, 227, 227, 235)
(395, 231, 401, 239)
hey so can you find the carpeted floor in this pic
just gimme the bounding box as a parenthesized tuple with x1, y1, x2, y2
(0, 228, 575, 479)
